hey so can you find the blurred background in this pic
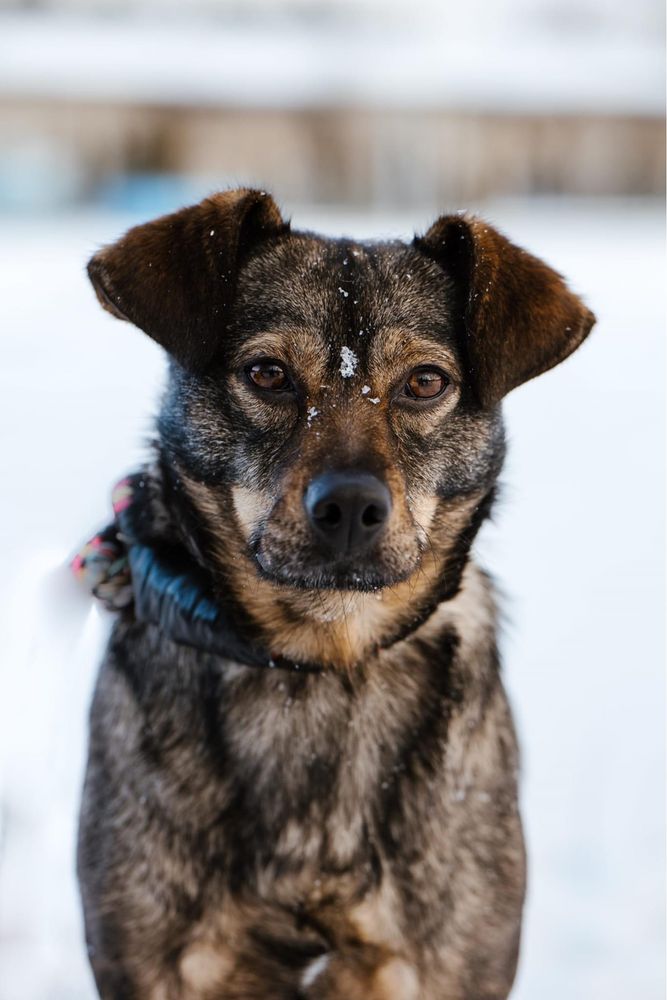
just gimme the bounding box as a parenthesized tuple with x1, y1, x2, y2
(0, 0, 664, 211)
(0, 1, 664, 998)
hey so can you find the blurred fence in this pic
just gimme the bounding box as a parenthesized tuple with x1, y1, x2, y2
(0, 1, 664, 211)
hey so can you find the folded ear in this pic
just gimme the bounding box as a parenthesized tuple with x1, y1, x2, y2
(415, 214, 595, 407)
(87, 188, 288, 370)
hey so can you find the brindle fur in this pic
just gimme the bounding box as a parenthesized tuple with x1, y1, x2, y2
(79, 189, 595, 999)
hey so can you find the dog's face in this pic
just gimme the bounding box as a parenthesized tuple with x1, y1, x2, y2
(161, 236, 506, 592)
(88, 189, 594, 598)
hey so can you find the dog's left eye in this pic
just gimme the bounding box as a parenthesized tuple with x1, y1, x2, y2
(246, 360, 291, 392)
(403, 366, 449, 400)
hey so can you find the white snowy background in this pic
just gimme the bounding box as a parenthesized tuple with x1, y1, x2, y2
(0, 196, 663, 1000)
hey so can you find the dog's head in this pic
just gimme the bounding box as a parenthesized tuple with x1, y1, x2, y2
(88, 189, 594, 609)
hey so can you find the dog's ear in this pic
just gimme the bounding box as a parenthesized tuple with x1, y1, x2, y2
(87, 188, 288, 370)
(415, 214, 595, 407)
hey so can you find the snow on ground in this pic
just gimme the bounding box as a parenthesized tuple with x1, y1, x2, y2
(0, 197, 663, 998)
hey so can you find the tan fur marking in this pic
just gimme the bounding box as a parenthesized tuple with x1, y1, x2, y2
(408, 491, 440, 542)
(147, 984, 171, 1000)
(179, 942, 233, 995)
(369, 327, 462, 384)
(231, 485, 273, 539)
(372, 958, 420, 1000)
(232, 328, 328, 386)
(350, 877, 405, 951)
(439, 558, 497, 662)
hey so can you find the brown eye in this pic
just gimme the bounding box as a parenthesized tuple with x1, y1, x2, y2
(246, 360, 291, 392)
(404, 366, 449, 400)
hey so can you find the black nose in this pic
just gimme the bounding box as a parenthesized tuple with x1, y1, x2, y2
(304, 471, 392, 556)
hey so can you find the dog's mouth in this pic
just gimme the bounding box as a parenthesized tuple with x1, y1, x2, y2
(252, 543, 417, 593)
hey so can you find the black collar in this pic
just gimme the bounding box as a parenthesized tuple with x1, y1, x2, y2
(126, 540, 324, 674)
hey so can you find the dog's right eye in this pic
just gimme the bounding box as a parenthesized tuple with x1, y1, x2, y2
(245, 360, 291, 393)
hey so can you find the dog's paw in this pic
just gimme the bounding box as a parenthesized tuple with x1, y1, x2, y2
(299, 952, 419, 1000)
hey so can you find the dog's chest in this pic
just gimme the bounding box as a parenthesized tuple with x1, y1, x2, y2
(165, 663, 440, 996)
(218, 661, 430, 855)
(90, 603, 526, 998)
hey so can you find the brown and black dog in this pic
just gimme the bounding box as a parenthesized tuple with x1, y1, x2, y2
(78, 188, 594, 999)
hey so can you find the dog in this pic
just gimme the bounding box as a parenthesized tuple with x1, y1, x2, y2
(77, 188, 595, 999)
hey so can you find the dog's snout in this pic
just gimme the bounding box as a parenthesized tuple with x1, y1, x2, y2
(304, 471, 391, 556)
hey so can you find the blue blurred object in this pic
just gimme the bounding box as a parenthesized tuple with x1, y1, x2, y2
(94, 172, 228, 217)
